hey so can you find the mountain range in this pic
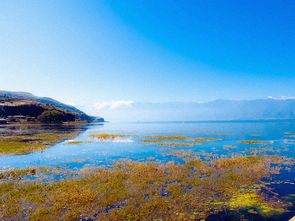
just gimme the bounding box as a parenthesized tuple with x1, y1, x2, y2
(92, 99, 295, 122)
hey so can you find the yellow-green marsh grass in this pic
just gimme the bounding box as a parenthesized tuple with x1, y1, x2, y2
(215, 133, 233, 135)
(139, 139, 201, 147)
(0, 153, 293, 220)
(0, 132, 79, 155)
(0, 141, 47, 156)
(238, 140, 265, 144)
(89, 133, 136, 142)
(67, 141, 94, 145)
(142, 135, 221, 143)
(223, 145, 237, 149)
(187, 137, 222, 142)
(143, 135, 188, 141)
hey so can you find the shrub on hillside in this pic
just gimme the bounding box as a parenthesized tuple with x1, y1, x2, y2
(37, 110, 64, 123)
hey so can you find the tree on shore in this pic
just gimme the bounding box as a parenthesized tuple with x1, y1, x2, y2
(37, 110, 64, 123)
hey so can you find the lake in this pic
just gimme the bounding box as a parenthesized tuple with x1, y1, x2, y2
(1, 120, 295, 220)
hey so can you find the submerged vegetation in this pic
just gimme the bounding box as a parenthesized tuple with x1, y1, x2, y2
(89, 133, 133, 141)
(0, 124, 83, 155)
(0, 141, 47, 155)
(223, 145, 237, 149)
(0, 133, 79, 155)
(139, 139, 200, 147)
(0, 127, 295, 220)
(0, 151, 293, 220)
(238, 140, 265, 144)
(88, 133, 222, 148)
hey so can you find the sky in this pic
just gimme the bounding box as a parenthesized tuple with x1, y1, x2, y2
(0, 0, 294, 114)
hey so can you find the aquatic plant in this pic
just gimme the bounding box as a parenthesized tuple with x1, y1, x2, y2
(187, 137, 222, 142)
(215, 133, 233, 135)
(139, 139, 200, 147)
(0, 141, 47, 155)
(283, 132, 294, 134)
(141, 135, 221, 144)
(89, 133, 133, 142)
(238, 140, 265, 144)
(223, 145, 237, 149)
(0, 152, 292, 220)
(143, 135, 188, 141)
(0, 132, 80, 155)
(67, 141, 93, 144)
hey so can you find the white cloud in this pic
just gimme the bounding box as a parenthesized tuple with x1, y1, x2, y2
(94, 100, 134, 110)
(267, 96, 295, 100)
(280, 96, 295, 100)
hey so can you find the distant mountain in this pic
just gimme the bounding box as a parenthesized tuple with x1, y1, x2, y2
(0, 90, 103, 123)
(93, 99, 295, 122)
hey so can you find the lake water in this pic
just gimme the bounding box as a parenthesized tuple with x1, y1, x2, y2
(1, 120, 295, 219)
(1, 120, 295, 170)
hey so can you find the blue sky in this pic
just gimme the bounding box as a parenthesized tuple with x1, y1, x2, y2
(0, 0, 294, 109)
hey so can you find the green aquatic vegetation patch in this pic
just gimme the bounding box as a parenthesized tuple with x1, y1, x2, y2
(0, 166, 81, 183)
(89, 133, 135, 141)
(88, 133, 222, 147)
(0, 168, 37, 180)
(142, 135, 221, 143)
(238, 140, 265, 144)
(0, 132, 79, 155)
(139, 139, 201, 147)
(226, 190, 288, 215)
(0, 141, 47, 156)
(67, 141, 94, 144)
(0, 153, 292, 220)
(284, 132, 294, 134)
(143, 135, 188, 141)
(188, 137, 222, 142)
(223, 145, 237, 149)
(215, 133, 233, 135)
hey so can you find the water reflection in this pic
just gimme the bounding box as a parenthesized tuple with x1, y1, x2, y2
(0, 121, 294, 219)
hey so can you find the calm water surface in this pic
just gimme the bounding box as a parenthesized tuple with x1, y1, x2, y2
(1, 121, 295, 170)
(1, 121, 295, 219)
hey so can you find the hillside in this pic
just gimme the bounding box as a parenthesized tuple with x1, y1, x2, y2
(0, 90, 83, 114)
(0, 90, 103, 123)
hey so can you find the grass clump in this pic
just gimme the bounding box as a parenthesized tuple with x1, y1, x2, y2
(67, 141, 93, 145)
(223, 145, 237, 149)
(139, 139, 200, 147)
(238, 140, 265, 144)
(0, 152, 292, 220)
(226, 190, 287, 215)
(144, 135, 188, 141)
(188, 137, 222, 142)
(89, 133, 132, 141)
(215, 133, 233, 135)
(0, 168, 37, 180)
(0, 141, 47, 156)
(0, 132, 79, 156)
(141, 135, 221, 144)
